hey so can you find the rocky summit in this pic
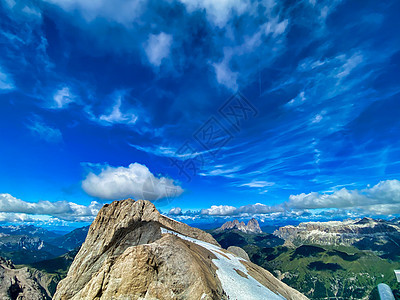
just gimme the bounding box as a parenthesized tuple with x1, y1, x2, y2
(219, 218, 262, 234)
(54, 199, 307, 300)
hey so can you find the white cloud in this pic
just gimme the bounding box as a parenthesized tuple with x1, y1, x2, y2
(286, 91, 306, 106)
(239, 180, 275, 188)
(0, 193, 101, 221)
(336, 53, 363, 78)
(236, 203, 279, 214)
(0, 67, 15, 91)
(168, 207, 182, 215)
(82, 162, 183, 201)
(22, 5, 42, 18)
(53, 86, 74, 108)
(200, 203, 280, 216)
(212, 54, 238, 91)
(199, 165, 242, 178)
(144, 32, 173, 67)
(0, 212, 38, 222)
(311, 113, 323, 124)
(201, 205, 236, 216)
(187, 180, 400, 219)
(265, 18, 288, 37)
(128, 143, 216, 163)
(287, 179, 400, 215)
(99, 96, 138, 125)
(27, 118, 62, 143)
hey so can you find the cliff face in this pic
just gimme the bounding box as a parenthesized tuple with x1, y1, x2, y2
(0, 257, 51, 300)
(54, 199, 308, 300)
(274, 217, 400, 249)
(220, 218, 262, 234)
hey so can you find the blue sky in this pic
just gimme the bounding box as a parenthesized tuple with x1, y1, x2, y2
(1, 0, 400, 228)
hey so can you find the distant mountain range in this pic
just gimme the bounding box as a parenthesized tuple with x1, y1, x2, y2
(274, 217, 400, 259)
(0, 224, 88, 264)
(1, 213, 400, 299)
(49, 226, 89, 251)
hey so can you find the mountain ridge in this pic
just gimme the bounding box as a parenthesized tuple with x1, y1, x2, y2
(54, 198, 308, 300)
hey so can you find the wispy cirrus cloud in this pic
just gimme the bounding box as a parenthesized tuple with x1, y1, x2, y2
(99, 97, 138, 125)
(52, 86, 75, 109)
(0, 66, 15, 91)
(239, 180, 275, 188)
(26, 116, 62, 143)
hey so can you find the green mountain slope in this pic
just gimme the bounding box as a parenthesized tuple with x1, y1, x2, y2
(211, 231, 400, 299)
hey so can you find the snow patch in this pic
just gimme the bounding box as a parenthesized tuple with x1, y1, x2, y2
(161, 227, 285, 300)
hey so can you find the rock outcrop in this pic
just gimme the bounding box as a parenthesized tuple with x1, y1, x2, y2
(54, 199, 308, 300)
(227, 246, 250, 261)
(0, 257, 51, 300)
(219, 218, 262, 234)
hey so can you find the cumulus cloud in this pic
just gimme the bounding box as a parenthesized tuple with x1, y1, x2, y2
(27, 117, 62, 143)
(0, 212, 38, 222)
(0, 193, 101, 221)
(144, 32, 173, 67)
(172, 180, 400, 220)
(287, 179, 400, 215)
(82, 162, 183, 201)
(200, 203, 280, 216)
(201, 205, 236, 216)
(168, 207, 182, 215)
(0, 66, 15, 91)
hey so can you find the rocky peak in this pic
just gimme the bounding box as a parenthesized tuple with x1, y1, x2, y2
(54, 199, 307, 300)
(247, 218, 262, 233)
(355, 217, 375, 225)
(220, 218, 262, 233)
